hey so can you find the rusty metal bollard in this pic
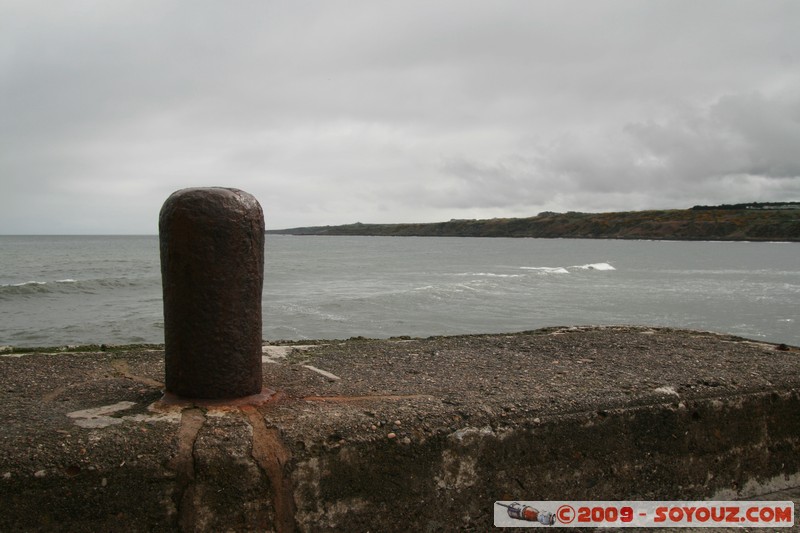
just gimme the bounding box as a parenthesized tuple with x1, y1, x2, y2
(159, 187, 265, 399)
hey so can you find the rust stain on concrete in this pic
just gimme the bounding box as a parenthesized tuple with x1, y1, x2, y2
(242, 405, 297, 533)
(172, 407, 205, 533)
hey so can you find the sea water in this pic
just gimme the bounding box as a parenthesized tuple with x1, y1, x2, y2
(0, 235, 798, 347)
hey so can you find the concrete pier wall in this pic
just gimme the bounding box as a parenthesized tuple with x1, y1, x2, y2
(1, 326, 798, 531)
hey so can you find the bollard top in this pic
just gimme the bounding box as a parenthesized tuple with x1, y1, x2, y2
(159, 187, 265, 240)
(159, 187, 263, 226)
(164, 186, 259, 202)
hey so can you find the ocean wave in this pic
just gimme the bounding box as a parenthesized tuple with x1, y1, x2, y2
(520, 266, 570, 274)
(520, 263, 616, 274)
(572, 263, 616, 271)
(454, 272, 525, 278)
(0, 277, 153, 298)
(409, 278, 496, 300)
(275, 303, 348, 322)
(0, 281, 51, 297)
(414, 282, 483, 293)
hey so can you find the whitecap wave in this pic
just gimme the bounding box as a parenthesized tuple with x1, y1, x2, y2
(520, 266, 570, 274)
(454, 272, 524, 278)
(0, 281, 51, 298)
(0, 276, 144, 298)
(573, 263, 616, 271)
(520, 263, 616, 274)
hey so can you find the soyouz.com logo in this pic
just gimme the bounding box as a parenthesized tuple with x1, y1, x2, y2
(494, 501, 794, 528)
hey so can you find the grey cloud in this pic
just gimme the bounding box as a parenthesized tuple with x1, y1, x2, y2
(624, 92, 800, 181)
(1, 1, 799, 233)
(431, 91, 800, 213)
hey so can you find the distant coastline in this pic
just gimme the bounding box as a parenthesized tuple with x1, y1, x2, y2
(267, 203, 800, 242)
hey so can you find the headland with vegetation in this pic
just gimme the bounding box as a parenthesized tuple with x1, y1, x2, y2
(267, 202, 800, 241)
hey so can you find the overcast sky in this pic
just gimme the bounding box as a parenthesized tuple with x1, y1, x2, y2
(2, 1, 799, 234)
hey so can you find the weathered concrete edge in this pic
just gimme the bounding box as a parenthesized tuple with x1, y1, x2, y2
(5, 388, 796, 532)
(3, 327, 800, 532)
(287, 388, 800, 530)
(2, 390, 800, 531)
